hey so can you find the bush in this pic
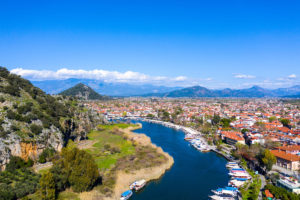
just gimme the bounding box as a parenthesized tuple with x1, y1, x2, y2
(38, 148, 55, 163)
(0, 168, 40, 199)
(0, 183, 15, 200)
(5, 156, 27, 172)
(30, 124, 43, 135)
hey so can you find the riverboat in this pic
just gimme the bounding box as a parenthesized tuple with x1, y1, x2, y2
(120, 190, 133, 200)
(226, 162, 239, 168)
(130, 179, 146, 191)
(210, 194, 236, 200)
(212, 187, 238, 196)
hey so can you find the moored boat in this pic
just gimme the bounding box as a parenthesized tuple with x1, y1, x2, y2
(120, 190, 133, 200)
(130, 179, 146, 191)
(212, 187, 238, 196)
(210, 194, 236, 200)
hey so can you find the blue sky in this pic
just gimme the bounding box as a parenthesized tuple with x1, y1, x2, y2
(1, 0, 300, 88)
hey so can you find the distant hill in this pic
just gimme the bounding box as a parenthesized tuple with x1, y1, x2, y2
(142, 85, 300, 98)
(31, 78, 182, 96)
(59, 83, 109, 100)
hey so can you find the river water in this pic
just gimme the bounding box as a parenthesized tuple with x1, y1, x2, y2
(130, 120, 230, 200)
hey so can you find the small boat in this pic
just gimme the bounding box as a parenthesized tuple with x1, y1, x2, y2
(210, 194, 236, 200)
(120, 190, 133, 200)
(201, 148, 211, 152)
(129, 179, 146, 191)
(228, 172, 251, 179)
(226, 162, 239, 168)
(212, 187, 238, 196)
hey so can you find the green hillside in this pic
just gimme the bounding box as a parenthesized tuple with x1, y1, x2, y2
(59, 83, 108, 100)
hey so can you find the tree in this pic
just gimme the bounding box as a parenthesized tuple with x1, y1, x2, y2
(261, 149, 276, 171)
(211, 114, 221, 126)
(220, 118, 231, 128)
(280, 118, 290, 127)
(51, 147, 100, 193)
(39, 172, 56, 200)
(269, 116, 276, 122)
(241, 128, 249, 134)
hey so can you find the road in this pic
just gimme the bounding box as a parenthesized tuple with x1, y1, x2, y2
(258, 174, 266, 200)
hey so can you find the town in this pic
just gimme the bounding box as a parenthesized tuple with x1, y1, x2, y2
(87, 98, 300, 199)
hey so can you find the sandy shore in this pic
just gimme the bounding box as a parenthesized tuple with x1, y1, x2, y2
(79, 124, 174, 200)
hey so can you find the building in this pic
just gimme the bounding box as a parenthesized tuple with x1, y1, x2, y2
(220, 131, 245, 145)
(270, 150, 300, 171)
(277, 176, 300, 194)
(276, 145, 300, 155)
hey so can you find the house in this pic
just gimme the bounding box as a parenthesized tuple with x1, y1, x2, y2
(220, 131, 245, 145)
(276, 145, 300, 155)
(270, 150, 300, 171)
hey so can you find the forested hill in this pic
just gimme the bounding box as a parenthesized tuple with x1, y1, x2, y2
(59, 83, 109, 100)
(0, 67, 105, 170)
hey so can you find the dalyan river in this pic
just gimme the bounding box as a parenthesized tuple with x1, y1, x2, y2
(130, 120, 230, 200)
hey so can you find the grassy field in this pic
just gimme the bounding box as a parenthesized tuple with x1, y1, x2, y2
(86, 124, 136, 171)
(54, 123, 167, 199)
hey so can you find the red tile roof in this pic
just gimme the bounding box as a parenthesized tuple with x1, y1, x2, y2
(270, 150, 300, 162)
(221, 131, 244, 141)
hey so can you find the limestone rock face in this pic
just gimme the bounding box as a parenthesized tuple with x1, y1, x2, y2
(0, 126, 64, 170)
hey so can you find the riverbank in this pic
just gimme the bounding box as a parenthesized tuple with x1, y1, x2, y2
(140, 118, 235, 161)
(78, 124, 174, 200)
(111, 125, 174, 200)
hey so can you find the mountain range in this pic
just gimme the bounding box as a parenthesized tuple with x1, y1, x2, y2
(142, 85, 300, 98)
(31, 78, 300, 98)
(31, 78, 182, 96)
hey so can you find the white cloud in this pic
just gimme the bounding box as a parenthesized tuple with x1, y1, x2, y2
(173, 76, 187, 81)
(288, 74, 297, 79)
(10, 68, 192, 86)
(234, 74, 256, 79)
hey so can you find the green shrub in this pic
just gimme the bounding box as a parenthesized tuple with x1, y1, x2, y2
(0, 183, 15, 200)
(30, 124, 43, 135)
(38, 148, 55, 163)
(5, 156, 27, 172)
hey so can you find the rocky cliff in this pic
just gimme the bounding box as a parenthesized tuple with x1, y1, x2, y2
(0, 67, 105, 170)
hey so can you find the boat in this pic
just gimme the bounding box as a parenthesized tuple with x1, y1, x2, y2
(228, 172, 251, 179)
(201, 148, 211, 152)
(228, 179, 247, 188)
(212, 187, 238, 196)
(129, 179, 146, 191)
(210, 194, 236, 200)
(120, 190, 133, 200)
(226, 162, 239, 168)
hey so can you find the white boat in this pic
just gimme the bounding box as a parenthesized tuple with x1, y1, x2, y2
(129, 179, 146, 191)
(210, 194, 236, 200)
(211, 187, 238, 196)
(228, 180, 246, 188)
(120, 190, 132, 200)
(226, 162, 239, 168)
(228, 172, 251, 179)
